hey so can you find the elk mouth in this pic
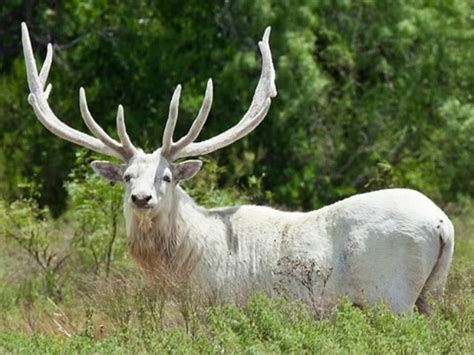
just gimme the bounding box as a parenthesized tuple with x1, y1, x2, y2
(131, 203, 154, 210)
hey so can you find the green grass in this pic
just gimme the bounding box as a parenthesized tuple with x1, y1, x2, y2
(0, 199, 472, 354)
(0, 290, 471, 354)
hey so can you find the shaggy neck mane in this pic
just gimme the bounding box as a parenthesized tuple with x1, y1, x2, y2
(126, 187, 205, 286)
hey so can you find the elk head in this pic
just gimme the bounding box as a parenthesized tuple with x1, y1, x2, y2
(21, 23, 276, 216)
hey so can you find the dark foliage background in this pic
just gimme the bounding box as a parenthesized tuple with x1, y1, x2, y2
(1, 0, 473, 214)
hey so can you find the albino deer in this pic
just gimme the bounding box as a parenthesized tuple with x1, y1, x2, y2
(22, 23, 454, 314)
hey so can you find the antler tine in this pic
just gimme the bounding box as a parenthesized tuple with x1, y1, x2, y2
(39, 43, 53, 90)
(44, 83, 52, 99)
(116, 105, 137, 156)
(79, 88, 123, 151)
(79, 88, 137, 159)
(21, 22, 136, 161)
(161, 84, 182, 156)
(162, 79, 213, 158)
(170, 27, 277, 160)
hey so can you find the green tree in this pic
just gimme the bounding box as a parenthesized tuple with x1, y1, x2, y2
(1, 0, 473, 213)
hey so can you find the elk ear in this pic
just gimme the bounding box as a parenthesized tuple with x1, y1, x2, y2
(91, 160, 125, 182)
(171, 160, 202, 182)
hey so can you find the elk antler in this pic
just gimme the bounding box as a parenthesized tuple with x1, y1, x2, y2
(21, 22, 137, 161)
(159, 27, 277, 160)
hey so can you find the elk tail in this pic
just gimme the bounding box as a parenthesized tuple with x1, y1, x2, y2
(415, 217, 455, 315)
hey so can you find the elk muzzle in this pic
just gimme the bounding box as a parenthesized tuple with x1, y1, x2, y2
(131, 194, 153, 208)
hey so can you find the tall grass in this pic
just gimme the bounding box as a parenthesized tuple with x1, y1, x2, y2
(0, 176, 472, 353)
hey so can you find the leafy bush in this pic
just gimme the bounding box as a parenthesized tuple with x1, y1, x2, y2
(0, 199, 69, 300)
(65, 152, 127, 276)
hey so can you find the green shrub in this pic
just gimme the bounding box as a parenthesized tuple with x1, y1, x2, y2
(65, 152, 127, 277)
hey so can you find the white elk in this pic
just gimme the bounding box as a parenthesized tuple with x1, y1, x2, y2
(22, 23, 454, 314)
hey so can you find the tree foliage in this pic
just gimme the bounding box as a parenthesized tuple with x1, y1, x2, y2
(1, 0, 473, 213)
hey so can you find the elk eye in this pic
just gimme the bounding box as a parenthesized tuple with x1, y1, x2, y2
(124, 174, 131, 183)
(163, 175, 171, 183)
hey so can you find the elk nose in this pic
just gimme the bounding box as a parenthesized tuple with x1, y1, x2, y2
(131, 194, 152, 207)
